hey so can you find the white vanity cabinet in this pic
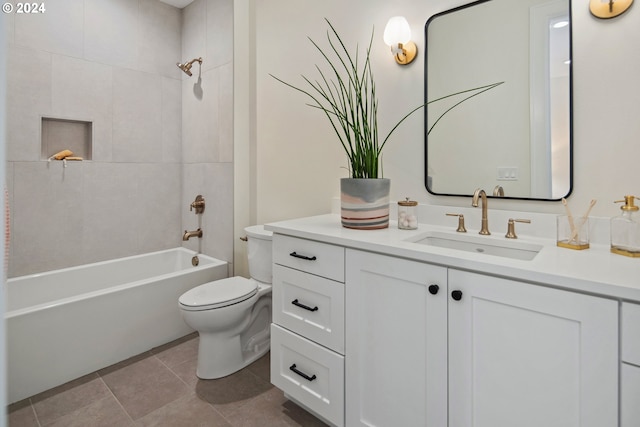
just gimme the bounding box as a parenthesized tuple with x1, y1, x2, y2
(621, 302, 640, 427)
(267, 222, 625, 427)
(344, 249, 448, 427)
(270, 234, 345, 427)
(448, 269, 619, 427)
(345, 249, 619, 427)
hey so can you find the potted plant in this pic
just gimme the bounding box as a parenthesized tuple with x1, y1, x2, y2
(272, 19, 502, 229)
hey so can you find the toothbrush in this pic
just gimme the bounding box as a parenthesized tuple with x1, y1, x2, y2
(562, 198, 576, 238)
(569, 199, 597, 244)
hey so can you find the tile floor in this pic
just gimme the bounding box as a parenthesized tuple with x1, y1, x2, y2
(7, 333, 328, 427)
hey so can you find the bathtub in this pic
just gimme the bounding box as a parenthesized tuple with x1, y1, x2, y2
(5, 247, 228, 404)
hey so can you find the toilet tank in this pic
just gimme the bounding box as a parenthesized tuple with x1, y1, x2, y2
(245, 225, 273, 284)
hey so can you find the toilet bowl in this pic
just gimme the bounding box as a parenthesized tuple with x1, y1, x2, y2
(179, 225, 272, 379)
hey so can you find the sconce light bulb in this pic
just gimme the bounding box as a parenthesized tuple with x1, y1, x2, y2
(383, 16, 412, 46)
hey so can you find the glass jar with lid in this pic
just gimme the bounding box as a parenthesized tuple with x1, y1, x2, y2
(398, 198, 418, 230)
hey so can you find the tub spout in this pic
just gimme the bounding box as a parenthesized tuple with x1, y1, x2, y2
(183, 228, 203, 241)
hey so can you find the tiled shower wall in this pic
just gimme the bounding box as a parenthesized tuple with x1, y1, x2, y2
(5, 0, 234, 277)
(180, 0, 234, 272)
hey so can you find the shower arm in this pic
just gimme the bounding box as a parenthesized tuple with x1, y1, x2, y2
(184, 57, 202, 68)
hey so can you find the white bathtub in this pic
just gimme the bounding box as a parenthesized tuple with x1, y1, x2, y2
(5, 247, 228, 404)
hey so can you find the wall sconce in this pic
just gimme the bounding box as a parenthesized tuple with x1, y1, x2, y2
(590, 0, 633, 19)
(383, 16, 417, 65)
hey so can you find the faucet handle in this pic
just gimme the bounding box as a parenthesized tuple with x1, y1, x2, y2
(505, 218, 531, 239)
(190, 195, 205, 214)
(446, 213, 467, 233)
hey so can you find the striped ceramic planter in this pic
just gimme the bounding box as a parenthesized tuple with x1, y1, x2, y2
(340, 178, 390, 230)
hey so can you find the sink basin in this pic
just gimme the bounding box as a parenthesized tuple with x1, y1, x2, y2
(407, 231, 542, 261)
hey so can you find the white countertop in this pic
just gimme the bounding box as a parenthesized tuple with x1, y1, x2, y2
(266, 214, 640, 302)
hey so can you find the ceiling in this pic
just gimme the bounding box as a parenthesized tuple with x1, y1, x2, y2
(158, 0, 194, 8)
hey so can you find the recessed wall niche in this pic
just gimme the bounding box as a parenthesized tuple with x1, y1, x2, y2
(41, 118, 92, 160)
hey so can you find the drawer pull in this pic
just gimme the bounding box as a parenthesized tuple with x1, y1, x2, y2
(289, 251, 317, 261)
(291, 299, 319, 312)
(289, 364, 317, 382)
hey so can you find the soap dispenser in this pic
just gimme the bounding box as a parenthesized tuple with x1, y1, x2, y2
(610, 195, 640, 257)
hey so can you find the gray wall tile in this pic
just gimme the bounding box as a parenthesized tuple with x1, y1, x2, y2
(162, 77, 183, 162)
(51, 55, 113, 161)
(84, 0, 139, 69)
(11, 162, 85, 276)
(112, 68, 163, 163)
(6, 47, 52, 162)
(181, 0, 206, 79)
(7, 0, 233, 277)
(13, 0, 83, 58)
(205, 0, 233, 71)
(139, 0, 182, 79)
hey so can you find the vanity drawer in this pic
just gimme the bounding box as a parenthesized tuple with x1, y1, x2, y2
(622, 302, 640, 365)
(270, 324, 344, 427)
(273, 234, 345, 282)
(273, 264, 344, 354)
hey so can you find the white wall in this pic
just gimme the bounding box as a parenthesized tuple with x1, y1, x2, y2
(247, 0, 640, 224)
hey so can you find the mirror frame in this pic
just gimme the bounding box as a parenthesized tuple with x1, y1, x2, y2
(424, 0, 573, 201)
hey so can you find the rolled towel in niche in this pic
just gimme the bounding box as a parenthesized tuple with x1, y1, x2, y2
(49, 149, 73, 160)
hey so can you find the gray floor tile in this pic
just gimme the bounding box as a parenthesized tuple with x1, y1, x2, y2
(31, 374, 112, 426)
(6, 336, 326, 427)
(136, 394, 232, 427)
(152, 333, 199, 369)
(100, 356, 190, 420)
(7, 400, 39, 427)
(195, 369, 273, 417)
(224, 387, 329, 427)
(44, 396, 133, 427)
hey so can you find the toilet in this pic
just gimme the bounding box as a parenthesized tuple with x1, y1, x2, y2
(179, 225, 272, 379)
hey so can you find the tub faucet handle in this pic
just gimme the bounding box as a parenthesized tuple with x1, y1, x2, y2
(190, 195, 205, 214)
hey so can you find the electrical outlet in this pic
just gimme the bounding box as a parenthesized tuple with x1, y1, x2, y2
(497, 167, 518, 181)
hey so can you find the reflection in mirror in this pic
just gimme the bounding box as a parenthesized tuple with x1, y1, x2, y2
(425, 0, 572, 200)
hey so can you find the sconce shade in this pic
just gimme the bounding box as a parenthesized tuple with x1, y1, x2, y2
(383, 16, 417, 65)
(383, 16, 412, 45)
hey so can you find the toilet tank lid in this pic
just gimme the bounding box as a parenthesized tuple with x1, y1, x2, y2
(245, 225, 272, 241)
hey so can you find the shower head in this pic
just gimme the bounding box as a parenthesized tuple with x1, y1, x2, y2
(176, 57, 203, 76)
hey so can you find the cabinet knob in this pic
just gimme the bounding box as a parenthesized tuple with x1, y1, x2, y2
(428, 284, 440, 295)
(451, 290, 463, 301)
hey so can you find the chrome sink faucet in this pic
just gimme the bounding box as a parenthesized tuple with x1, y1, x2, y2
(472, 188, 491, 235)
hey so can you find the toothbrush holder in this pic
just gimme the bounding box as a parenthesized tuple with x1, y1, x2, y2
(557, 215, 590, 250)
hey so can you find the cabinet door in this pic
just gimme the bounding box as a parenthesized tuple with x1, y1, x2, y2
(448, 269, 618, 427)
(345, 249, 447, 427)
(621, 363, 640, 427)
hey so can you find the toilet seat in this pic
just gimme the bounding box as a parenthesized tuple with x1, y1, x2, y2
(179, 277, 258, 311)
